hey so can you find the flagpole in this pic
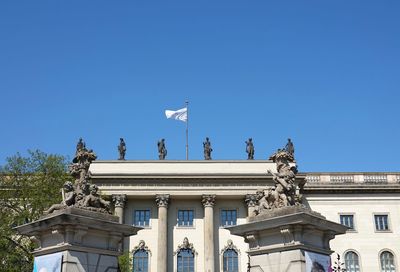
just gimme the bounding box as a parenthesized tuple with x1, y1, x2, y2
(185, 101, 189, 160)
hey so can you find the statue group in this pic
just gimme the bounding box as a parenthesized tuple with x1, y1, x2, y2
(45, 138, 111, 215)
(253, 139, 302, 216)
(117, 137, 294, 161)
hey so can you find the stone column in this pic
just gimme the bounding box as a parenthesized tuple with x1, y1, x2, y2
(202, 194, 216, 272)
(112, 194, 127, 224)
(156, 194, 170, 272)
(245, 194, 258, 218)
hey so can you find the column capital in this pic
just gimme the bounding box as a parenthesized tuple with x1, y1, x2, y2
(245, 194, 258, 207)
(155, 194, 170, 208)
(112, 194, 127, 208)
(202, 194, 216, 207)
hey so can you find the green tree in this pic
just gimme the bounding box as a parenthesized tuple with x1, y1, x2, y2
(0, 150, 69, 272)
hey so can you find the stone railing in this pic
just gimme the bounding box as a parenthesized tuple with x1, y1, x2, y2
(305, 175, 320, 183)
(304, 173, 398, 184)
(363, 174, 387, 183)
(330, 175, 354, 183)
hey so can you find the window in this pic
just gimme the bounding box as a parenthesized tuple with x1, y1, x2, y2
(340, 214, 355, 230)
(178, 210, 194, 227)
(344, 251, 360, 272)
(134, 210, 150, 227)
(133, 249, 149, 272)
(177, 248, 194, 272)
(380, 251, 396, 272)
(223, 249, 239, 272)
(221, 210, 237, 226)
(375, 215, 389, 231)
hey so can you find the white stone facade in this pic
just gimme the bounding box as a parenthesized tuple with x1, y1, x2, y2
(90, 161, 400, 272)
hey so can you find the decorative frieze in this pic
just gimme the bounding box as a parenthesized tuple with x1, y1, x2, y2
(202, 194, 216, 207)
(155, 194, 170, 208)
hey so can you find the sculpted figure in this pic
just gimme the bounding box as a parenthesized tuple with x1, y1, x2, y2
(76, 138, 85, 156)
(158, 139, 167, 160)
(285, 138, 294, 157)
(254, 187, 277, 215)
(82, 184, 110, 212)
(269, 164, 297, 207)
(203, 137, 213, 160)
(44, 181, 76, 214)
(45, 141, 112, 215)
(245, 138, 254, 160)
(118, 138, 126, 160)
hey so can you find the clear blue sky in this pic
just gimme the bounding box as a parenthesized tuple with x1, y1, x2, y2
(1, 1, 399, 172)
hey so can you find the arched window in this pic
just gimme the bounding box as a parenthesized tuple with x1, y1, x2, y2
(221, 240, 240, 272)
(132, 240, 150, 272)
(177, 248, 194, 272)
(380, 251, 396, 272)
(344, 251, 360, 272)
(175, 237, 196, 272)
(223, 249, 239, 272)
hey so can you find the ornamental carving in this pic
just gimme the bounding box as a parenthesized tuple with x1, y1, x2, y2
(220, 239, 240, 254)
(112, 194, 127, 208)
(202, 195, 216, 207)
(253, 147, 303, 216)
(132, 240, 151, 254)
(174, 237, 197, 255)
(44, 139, 111, 215)
(155, 194, 170, 207)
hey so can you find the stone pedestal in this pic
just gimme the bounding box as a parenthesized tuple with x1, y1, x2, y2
(226, 206, 347, 272)
(15, 207, 141, 272)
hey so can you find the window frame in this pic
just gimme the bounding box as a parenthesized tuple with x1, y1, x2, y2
(220, 209, 238, 227)
(339, 213, 356, 232)
(133, 209, 151, 228)
(176, 208, 195, 228)
(222, 248, 240, 272)
(132, 248, 150, 272)
(344, 250, 361, 272)
(219, 240, 241, 272)
(374, 213, 391, 232)
(379, 250, 397, 272)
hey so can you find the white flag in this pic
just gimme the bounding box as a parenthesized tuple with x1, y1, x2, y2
(165, 107, 187, 122)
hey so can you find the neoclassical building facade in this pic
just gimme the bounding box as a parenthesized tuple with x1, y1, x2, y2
(89, 160, 400, 272)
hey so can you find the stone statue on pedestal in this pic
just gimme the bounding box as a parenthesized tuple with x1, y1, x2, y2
(118, 138, 126, 160)
(45, 138, 111, 214)
(203, 137, 212, 160)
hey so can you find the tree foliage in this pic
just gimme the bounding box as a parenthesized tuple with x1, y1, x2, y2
(0, 150, 69, 272)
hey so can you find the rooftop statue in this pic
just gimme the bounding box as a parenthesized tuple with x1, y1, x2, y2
(284, 138, 294, 158)
(203, 137, 212, 160)
(45, 138, 111, 215)
(118, 138, 126, 160)
(158, 138, 167, 160)
(245, 138, 254, 160)
(254, 149, 302, 216)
